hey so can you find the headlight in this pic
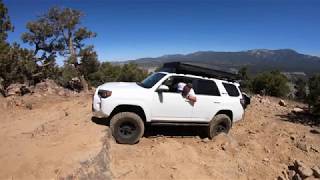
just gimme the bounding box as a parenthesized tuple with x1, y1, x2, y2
(98, 90, 112, 98)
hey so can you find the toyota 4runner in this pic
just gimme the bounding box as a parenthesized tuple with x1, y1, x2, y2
(92, 62, 249, 144)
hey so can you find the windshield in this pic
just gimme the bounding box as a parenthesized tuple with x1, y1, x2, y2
(138, 73, 166, 88)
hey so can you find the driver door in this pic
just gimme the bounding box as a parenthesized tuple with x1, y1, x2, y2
(151, 76, 194, 122)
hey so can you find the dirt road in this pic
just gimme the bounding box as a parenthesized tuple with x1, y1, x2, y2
(0, 94, 319, 180)
(0, 94, 110, 180)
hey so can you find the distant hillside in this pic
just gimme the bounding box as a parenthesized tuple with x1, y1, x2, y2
(121, 49, 320, 75)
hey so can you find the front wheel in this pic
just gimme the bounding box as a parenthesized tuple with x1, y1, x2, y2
(208, 114, 232, 139)
(110, 112, 145, 144)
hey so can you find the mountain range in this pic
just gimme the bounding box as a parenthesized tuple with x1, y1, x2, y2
(122, 49, 320, 75)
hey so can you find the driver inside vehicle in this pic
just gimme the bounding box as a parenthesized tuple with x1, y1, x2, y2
(163, 77, 197, 103)
(179, 82, 197, 103)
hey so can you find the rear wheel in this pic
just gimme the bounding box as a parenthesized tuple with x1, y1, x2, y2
(208, 114, 232, 139)
(110, 112, 144, 144)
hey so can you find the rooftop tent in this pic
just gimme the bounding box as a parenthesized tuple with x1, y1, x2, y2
(160, 62, 238, 81)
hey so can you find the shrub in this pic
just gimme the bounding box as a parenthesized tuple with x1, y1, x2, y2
(294, 78, 307, 100)
(117, 63, 148, 82)
(251, 71, 289, 97)
(87, 62, 121, 87)
(307, 74, 320, 115)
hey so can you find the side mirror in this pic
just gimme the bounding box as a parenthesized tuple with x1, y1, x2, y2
(157, 85, 169, 92)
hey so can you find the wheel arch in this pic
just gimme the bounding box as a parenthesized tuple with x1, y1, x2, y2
(214, 110, 233, 122)
(110, 104, 147, 123)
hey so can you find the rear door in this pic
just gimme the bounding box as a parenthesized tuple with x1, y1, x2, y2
(191, 79, 222, 122)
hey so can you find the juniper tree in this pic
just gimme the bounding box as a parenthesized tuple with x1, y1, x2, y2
(22, 7, 96, 91)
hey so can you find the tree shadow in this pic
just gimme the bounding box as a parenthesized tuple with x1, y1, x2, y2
(144, 125, 208, 138)
(276, 109, 320, 127)
(91, 117, 208, 138)
(91, 117, 110, 126)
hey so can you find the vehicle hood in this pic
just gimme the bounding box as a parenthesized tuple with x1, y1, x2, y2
(98, 82, 145, 92)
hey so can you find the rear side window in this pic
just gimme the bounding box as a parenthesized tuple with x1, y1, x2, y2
(194, 79, 220, 96)
(222, 82, 240, 97)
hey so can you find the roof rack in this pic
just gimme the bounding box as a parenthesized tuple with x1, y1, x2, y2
(160, 62, 238, 81)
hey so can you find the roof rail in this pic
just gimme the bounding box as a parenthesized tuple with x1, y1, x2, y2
(160, 62, 238, 81)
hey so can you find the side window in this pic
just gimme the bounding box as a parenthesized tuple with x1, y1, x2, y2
(162, 76, 193, 93)
(194, 79, 220, 96)
(222, 82, 240, 97)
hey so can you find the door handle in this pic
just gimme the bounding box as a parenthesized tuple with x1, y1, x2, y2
(214, 101, 221, 104)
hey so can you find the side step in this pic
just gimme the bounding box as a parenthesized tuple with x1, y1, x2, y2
(150, 122, 209, 126)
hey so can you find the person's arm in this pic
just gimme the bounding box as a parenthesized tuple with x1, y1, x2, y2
(187, 89, 197, 102)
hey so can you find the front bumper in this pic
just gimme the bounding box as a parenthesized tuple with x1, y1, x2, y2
(92, 94, 108, 118)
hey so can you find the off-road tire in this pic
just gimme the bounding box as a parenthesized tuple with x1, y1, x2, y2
(110, 112, 144, 144)
(208, 114, 232, 139)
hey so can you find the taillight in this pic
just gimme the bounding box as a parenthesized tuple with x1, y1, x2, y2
(240, 93, 251, 109)
(98, 90, 112, 98)
(240, 98, 245, 106)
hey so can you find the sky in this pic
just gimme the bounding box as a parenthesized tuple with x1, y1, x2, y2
(3, 0, 320, 61)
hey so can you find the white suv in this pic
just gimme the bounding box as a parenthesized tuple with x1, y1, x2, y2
(93, 63, 248, 144)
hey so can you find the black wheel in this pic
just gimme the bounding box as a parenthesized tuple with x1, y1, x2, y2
(110, 112, 144, 144)
(208, 114, 232, 139)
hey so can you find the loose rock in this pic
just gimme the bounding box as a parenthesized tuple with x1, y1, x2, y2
(298, 166, 314, 178)
(292, 107, 304, 114)
(201, 138, 210, 143)
(312, 166, 320, 178)
(293, 173, 302, 180)
(25, 103, 33, 110)
(279, 100, 286, 107)
(288, 170, 296, 179)
(259, 98, 270, 104)
(294, 160, 313, 178)
(296, 142, 309, 152)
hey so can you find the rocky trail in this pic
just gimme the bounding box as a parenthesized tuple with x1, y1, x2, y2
(0, 92, 319, 180)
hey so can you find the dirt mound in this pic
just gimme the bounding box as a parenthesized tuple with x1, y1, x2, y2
(33, 79, 73, 96)
(2, 79, 79, 98)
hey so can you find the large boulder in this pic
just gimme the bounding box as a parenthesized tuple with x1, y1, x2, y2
(34, 79, 60, 94)
(34, 79, 73, 96)
(294, 160, 314, 178)
(5, 83, 31, 96)
(66, 77, 83, 92)
(312, 166, 320, 178)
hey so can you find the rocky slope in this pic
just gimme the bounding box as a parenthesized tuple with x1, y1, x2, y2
(0, 92, 319, 180)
